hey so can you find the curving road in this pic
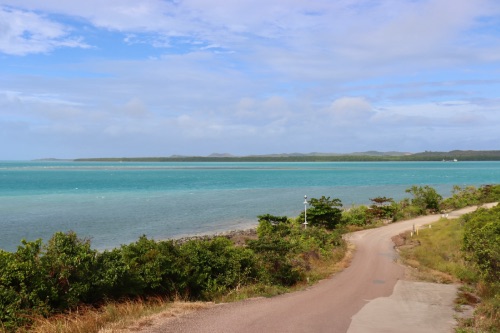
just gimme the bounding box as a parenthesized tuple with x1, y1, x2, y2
(139, 204, 495, 333)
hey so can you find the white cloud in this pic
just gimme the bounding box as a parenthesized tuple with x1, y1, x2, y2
(0, 7, 89, 55)
(1, 1, 500, 158)
(372, 100, 498, 128)
(326, 97, 374, 122)
(119, 98, 150, 118)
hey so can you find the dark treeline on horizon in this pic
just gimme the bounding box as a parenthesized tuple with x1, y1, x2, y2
(74, 150, 500, 162)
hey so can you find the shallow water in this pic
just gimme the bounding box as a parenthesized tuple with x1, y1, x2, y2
(1, 161, 498, 251)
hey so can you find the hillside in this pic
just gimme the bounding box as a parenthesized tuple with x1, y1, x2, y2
(74, 150, 500, 162)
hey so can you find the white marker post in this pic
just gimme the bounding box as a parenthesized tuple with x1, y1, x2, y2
(303, 195, 308, 229)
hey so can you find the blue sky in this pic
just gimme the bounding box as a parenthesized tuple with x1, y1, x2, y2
(1, 0, 499, 159)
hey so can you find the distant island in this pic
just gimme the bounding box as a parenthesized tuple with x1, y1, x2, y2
(73, 150, 500, 162)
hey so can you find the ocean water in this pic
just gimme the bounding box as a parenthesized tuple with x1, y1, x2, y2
(1, 161, 499, 252)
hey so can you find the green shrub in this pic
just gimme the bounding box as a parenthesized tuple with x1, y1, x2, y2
(177, 237, 259, 299)
(91, 248, 131, 301)
(342, 205, 370, 226)
(120, 236, 180, 296)
(478, 184, 500, 203)
(441, 185, 480, 210)
(248, 235, 303, 286)
(405, 185, 443, 214)
(0, 243, 47, 330)
(462, 205, 500, 283)
(256, 214, 291, 238)
(41, 232, 97, 310)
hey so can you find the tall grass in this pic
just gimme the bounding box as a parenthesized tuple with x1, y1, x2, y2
(13, 299, 209, 333)
(398, 217, 499, 332)
(399, 218, 471, 283)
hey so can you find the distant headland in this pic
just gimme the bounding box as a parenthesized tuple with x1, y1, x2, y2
(71, 150, 500, 162)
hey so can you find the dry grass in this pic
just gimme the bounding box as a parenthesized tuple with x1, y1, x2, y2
(18, 299, 211, 333)
(308, 243, 354, 282)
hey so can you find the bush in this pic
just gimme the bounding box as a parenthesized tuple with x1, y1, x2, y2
(41, 232, 97, 310)
(248, 235, 303, 286)
(120, 236, 180, 296)
(478, 184, 500, 204)
(0, 241, 48, 330)
(177, 237, 259, 299)
(405, 185, 442, 214)
(462, 205, 500, 283)
(342, 205, 370, 226)
(256, 214, 291, 238)
(441, 185, 480, 210)
(249, 212, 345, 286)
(91, 248, 130, 301)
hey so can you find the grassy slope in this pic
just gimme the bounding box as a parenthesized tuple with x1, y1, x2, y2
(398, 218, 499, 332)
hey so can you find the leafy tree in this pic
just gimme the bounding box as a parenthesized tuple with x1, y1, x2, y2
(367, 197, 395, 221)
(303, 196, 343, 229)
(405, 185, 442, 214)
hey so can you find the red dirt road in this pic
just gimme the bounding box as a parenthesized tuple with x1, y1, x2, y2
(140, 205, 494, 333)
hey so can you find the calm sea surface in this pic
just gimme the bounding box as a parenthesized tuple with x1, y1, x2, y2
(1, 161, 499, 252)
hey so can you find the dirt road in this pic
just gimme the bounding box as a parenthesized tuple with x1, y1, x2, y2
(140, 204, 495, 333)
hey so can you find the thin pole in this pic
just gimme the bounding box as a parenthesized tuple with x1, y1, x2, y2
(303, 195, 308, 229)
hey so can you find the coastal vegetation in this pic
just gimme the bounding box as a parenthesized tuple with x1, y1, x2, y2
(74, 150, 500, 162)
(1, 184, 499, 332)
(398, 205, 500, 332)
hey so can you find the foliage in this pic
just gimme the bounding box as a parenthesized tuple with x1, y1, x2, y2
(440, 185, 480, 210)
(367, 197, 395, 221)
(0, 213, 346, 331)
(41, 232, 98, 310)
(0, 240, 47, 330)
(405, 185, 443, 214)
(400, 204, 500, 332)
(478, 184, 500, 204)
(177, 237, 259, 299)
(75, 150, 500, 162)
(301, 196, 343, 230)
(119, 236, 180, 297)
(440, 184, 500, 211)
(462, 205, 500, 283)
(248, 235, 303, 286)
(341, 205, 370, 226)
(256, 214, 290, 238)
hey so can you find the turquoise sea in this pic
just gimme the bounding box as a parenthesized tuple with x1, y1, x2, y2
(1, 161, 499, 252)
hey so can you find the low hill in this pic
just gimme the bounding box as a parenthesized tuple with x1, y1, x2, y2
(74, 150, 500, 162)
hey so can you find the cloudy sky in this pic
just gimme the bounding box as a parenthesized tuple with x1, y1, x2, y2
(1, 0, 499, 159)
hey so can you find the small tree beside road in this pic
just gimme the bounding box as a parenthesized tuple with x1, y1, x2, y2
(302, 196, 343, 230)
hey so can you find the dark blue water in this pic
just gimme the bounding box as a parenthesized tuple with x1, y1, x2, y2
(1, 161, 498, 251)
